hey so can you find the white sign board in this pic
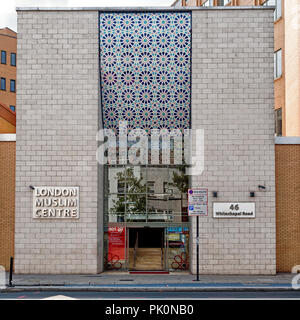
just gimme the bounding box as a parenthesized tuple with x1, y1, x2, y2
(33, 187, 79, 219)
(213, 203, 255, 219)
(188, 188, 208, 216)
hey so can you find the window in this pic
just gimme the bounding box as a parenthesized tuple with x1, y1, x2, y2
(163, 182, 174, 194)
(217, 0, 231, 5)
(276, 0, 282, 20)
(274, 49, 282, 79)
(163, 182, 169, 194)
(202, 0, 214, 6)
(9, 105, 15, 112)
(147, 181, 155, 194)
(105, 165, 188, 223)
(263, 0, 282, 21)
(1, 51, 6, 64)
(275, 108, 282, 136)
(117, 181, 127, 193)
(10, 80, 16, 92)
(0, 78, 6, 90)
(11, 53, 16, 67)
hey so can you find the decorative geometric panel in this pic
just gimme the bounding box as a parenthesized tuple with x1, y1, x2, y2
(100, 12, 191, 134)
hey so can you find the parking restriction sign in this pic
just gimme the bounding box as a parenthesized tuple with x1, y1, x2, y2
(188, 188, 208, 216)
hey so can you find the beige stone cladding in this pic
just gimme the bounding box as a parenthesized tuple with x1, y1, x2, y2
(190, 8, 276, 274)
(15, 11, 100, 274)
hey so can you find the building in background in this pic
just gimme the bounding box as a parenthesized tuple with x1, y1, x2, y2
(0, 28, 17, 270)
(172, 0, 300, 137)
(0, 27, 17, 113)
(0, 131, 15, 271)
(0, 102, 16, 133)
(0, 100, 16, 272)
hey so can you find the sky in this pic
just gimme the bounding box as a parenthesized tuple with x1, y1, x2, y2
(0, 0, 175, 32)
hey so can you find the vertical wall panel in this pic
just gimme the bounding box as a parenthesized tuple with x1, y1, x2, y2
(0, 141, 15, 270)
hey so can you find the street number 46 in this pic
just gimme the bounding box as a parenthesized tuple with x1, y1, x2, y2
(230, 204, 239, 211)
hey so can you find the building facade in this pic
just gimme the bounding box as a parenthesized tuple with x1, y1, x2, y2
(15, 7, 275, 275)
(0, 28, 17, 113)
(173, 0, 300, 137)
(275, 137, 300, 272)
(0, 133, 15, 271)
(0, 102, 16, 133)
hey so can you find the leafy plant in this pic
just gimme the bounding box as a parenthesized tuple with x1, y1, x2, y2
(110, 167, 147, 216)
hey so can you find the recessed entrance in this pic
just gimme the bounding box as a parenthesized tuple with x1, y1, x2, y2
(129, 227, 165, 271)
(103, 165, 190, 272)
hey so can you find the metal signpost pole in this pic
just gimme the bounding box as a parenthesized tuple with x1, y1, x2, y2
(188, 188, 207, 282)
(196, 215, 199, 281)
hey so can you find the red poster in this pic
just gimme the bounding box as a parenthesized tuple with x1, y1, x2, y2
(108, 226, 125, 260)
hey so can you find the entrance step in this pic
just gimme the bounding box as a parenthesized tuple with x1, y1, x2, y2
(129, 248, 165, 271)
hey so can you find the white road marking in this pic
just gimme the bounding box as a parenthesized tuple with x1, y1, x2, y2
(42, 295, 78, 300)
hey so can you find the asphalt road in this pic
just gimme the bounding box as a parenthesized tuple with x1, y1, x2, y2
(1, 291, 300, 299)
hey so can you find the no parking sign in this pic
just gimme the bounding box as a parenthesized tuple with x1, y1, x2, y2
(188, 188, 208, 216)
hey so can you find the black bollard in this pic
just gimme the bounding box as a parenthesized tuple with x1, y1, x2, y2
(9, 257, 13, 287)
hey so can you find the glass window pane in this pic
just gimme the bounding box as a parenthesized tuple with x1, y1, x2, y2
(126, 166, 146, 194)
(276, 0, 282, 20)
(167, 226, 189, 271)
(0, 78, 5, 90)
(147, 193, 171, 222)
(277, 50, 282, 78)
(146, 166, 169, 194)
(168, 166, 189, 195)
(105, 194, 126, 223)
(126, 195, 146, 215)
(147, 181, 155, 194)
(274, 52, 277, 78)
(11, 53, 16, 66)
(106, 166, 126, 194)
(275, 108, 282, 136)
(169, 193, 188, 223)
(10, 80, 15, 92)
(1, 51, 6, 64)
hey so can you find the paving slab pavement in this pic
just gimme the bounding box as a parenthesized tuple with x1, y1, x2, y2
(1, 272, 298, 292)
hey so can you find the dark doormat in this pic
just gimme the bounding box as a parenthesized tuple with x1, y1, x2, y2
(129, 271, 169, 274)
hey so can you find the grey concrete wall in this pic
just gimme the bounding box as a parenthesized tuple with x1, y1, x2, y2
(15, 11, 100, 273)
(191, 9, 276, 274)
